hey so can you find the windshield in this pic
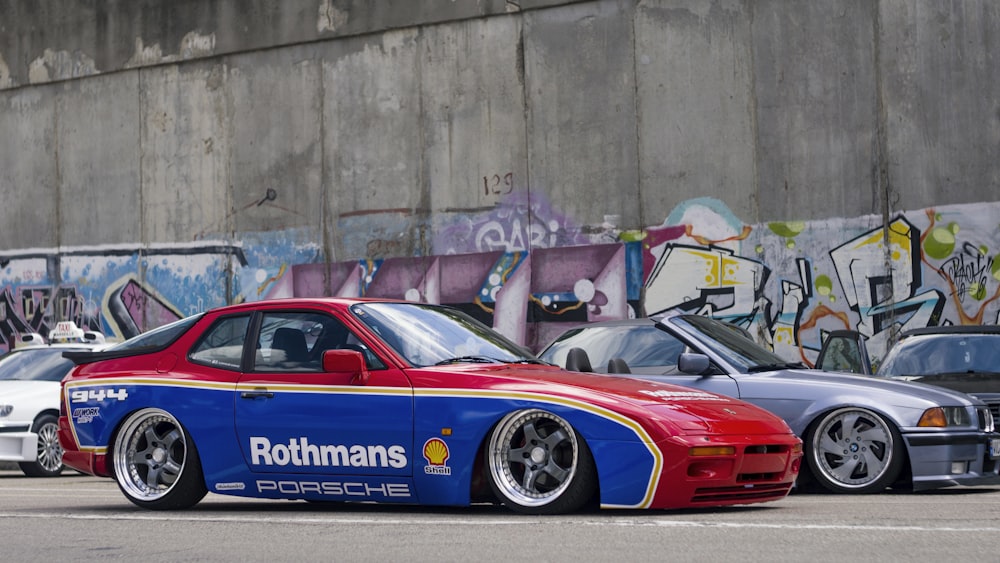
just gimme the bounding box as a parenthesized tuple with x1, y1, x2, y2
(669, 314, 790, 373)
(350, 302, 536, 367)
(877, 333, 1000, 377)
(539, 324, 685, 369)
(0, 348, 82, 382)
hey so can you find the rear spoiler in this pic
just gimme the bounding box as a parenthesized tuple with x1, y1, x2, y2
(62, 348, 155, 365)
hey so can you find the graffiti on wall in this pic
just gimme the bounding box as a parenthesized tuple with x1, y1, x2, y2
(3, 193, 999, 365)
(0, 243, 246, 352)
(633, 200, 1000, 363)
(433, 190, 591, 255)
(294, 194, 1000, 362)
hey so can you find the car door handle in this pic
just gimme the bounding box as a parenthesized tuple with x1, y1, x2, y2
(240, 389, 274, 399)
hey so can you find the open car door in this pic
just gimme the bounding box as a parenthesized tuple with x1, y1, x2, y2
(815, 330, 873, 374)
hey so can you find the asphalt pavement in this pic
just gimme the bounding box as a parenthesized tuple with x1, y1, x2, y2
(3, 467, 1000, 562)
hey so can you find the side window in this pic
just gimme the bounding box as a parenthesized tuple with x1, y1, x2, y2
(253, 311, 385, 372)
(338, 331, 386, 370)
(189, 315, 251, 370)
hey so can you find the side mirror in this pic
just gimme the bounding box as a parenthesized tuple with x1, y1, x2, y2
(323, 349, 370, 385)
(677, 352, 711, 375)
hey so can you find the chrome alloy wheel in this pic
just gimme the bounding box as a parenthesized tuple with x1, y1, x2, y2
(809, 407, 902, 492)
(113, 408, 191, 502)
(19, 414, 64, 477)
(35, 419, 64, 473)
(487, 409, 581, 509)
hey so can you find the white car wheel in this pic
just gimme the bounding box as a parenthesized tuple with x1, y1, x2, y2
(18, 414, 64, 477)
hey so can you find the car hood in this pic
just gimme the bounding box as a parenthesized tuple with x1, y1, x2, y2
(0, 380, 59, 422)
(0, 380, 59, 401)
(881, 372, 1000, 395)
(745, 368, 983, 407)
(414, 364, 795, 437)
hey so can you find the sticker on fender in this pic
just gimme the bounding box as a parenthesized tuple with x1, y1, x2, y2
(639, 389, 729, 401)
(70, 388, 129, 403)
(72, 407, 101, 423)
(256, 480, 411, 499)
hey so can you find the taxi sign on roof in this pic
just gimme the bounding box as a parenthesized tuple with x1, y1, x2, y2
(50, 321, 86, 342)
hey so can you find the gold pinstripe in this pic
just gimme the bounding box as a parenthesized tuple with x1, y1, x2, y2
(63, 378, 664, 508)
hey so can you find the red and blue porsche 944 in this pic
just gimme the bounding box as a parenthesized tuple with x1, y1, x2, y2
(59, 298, 801, 514)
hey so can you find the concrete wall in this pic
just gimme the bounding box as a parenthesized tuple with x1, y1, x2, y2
(1, 0, 998, 363)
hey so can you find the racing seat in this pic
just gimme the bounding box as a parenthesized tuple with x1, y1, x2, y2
(272, 328, 309, 364)
(565, 347, 594, 372)
(607, 357, 631, 374)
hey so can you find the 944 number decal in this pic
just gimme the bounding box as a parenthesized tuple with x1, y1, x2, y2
(70, 388, 129, 403)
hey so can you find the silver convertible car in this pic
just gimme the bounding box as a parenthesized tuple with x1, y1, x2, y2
(538, 312, 1000, 494)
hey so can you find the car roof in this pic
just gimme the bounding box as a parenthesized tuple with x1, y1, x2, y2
(900, 324, 1000, 338)
(203, 296, 417, 315)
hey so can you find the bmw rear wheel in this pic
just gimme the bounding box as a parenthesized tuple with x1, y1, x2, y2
(805, 407, 904, 494)
(112, 408, 207, 510)
(486, 409, 597, 514)
(18, 414, 64, 477)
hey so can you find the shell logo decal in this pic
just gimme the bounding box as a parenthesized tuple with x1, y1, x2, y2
(422, 437, 451, 475)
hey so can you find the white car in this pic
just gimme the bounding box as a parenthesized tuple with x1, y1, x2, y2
(0, 322, 106, 476)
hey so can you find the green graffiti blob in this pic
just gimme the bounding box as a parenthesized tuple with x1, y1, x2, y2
(619, 230, 645, 243)
(768, 221, 806, 238)
(769, 221, 804, 251)
(969, 282, 987, 301)
(924, 223, 958, 260)
(815, 274, 833, 296)
(966, 247, 996, 300)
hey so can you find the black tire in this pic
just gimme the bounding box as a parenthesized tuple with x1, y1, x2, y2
(805, 407, 905, 494)
(485, 409, 597, 514)
(18, 414, 64, 477)
(112, 408, 207, 510)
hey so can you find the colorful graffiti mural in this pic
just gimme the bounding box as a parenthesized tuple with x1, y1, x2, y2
(0, 243, 246, 351)
(276, 196, 1000, 362)
(3, 195, 999, 366)
(433, 191, 592, 255)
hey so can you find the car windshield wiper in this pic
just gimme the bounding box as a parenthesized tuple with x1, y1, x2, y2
(434, 355, 503, 366)
(509, 359, 548, 365)
(747, 362, 807, 373)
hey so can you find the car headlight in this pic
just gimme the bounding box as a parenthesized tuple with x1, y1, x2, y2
(0, 405, 11, 417)
(917, 407, 970, 427)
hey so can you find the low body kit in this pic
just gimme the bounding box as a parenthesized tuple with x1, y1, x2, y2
(59, 299, 801, 513)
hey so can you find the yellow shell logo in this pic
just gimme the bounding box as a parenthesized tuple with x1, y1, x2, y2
(423, 438, 450, 466)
